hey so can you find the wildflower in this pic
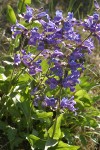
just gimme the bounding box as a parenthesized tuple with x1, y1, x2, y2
(60, 96, 76, 112)
(24, 6, 33, 22)
(37, 12, 47, 18)
(44, 96, 57, 107)
(62, 71, 80, 92)
(46, 78, 58, 89)
(14, 54, 21, 65)
(50, 65, 63, 77)
(11, 22, 26, 38)
(94, 0, 100, 9)
(54, 10, 63, 22)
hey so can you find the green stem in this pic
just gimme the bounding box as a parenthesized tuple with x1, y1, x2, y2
(51, 88, 62, 139)
(51, 112, 58, 139)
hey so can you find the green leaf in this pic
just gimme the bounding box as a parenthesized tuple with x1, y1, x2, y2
(24, 0, 31, 4)
(45, 138, 58, 150)
(21, 20, 42, 28)
(36, 110, 53, 119)
(0, 121, 7, 130)
(32, 21, 42, 28)
(7, 5, 17, 24)
(0, 66, 5, 73)
(18, 0, 31, 13)
(18, 100, 31, 119)
(48, 114, 63, 140)
(48, 141, 80, 150)
(0, 74, 7, 81)
(18, 0, 26, 13)
(27, 134, 45, 149)
(27, 134, 40, 147)
(80, 135, 87, 146)
(75, 89, 92, 104)
(7, 126, 17, 142)
(41, 59, 49, 74)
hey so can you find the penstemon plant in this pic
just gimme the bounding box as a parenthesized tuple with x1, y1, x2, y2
(0, 0, 100, 150)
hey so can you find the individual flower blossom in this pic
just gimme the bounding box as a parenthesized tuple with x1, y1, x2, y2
(93, 23, 100, 42)
(82, 15, 98, 32)
(14, 54, 21, 65)
(67, 12, 73, 20)
(41, 20, 56, 32)
(69, 60, 83, 71)
(31, 87, 38, 95)
(22, 52, 33, 67)
(50, 65, 63, 77)
(37, 12, 47, 18)
(51, 49, 64, 58)
(53, 28, 63, 39)
(29, 60, 42, 75)
(21, 50, 42, 75)
(33, 95, 41, 107)
(41, 49, 51, 58)
(21, 49, 27, 55)
(37, 42, 44, 50)
(82, 38, 94, 53)
(93, 13, 99, 21)
(40, 19, 47, 28)
(45, 33, 61, 45)
(11, 22, 26, 38)
(46, 21, 56, 32)
(67, 12, 76, 22)
(44, 96, 57, 107)
(54, 10, 63, 22)
(64, 31, 81, 43)
(28, 28, 42, 45)
(60, 96, 76, 112)
(62, 71, 80, 92)
(68, 48, 84, 71)
(69, 48, 84, 60)
(63, 21, 73, 31)
(46, 78, 58, 89)
(94, 0, 100, 9)
(24, 6, 33, 22)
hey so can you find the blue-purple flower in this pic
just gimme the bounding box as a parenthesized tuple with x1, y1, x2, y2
(60, 96, 76, 112)
(62, 71, 80, 92)
(46, 78, 58, 89)
(14, 54, 21, 65)
(82, 38, 94, 53)
(54, 10, 63, 22)
(50, 65, 63, 77)
(24, 6, 33, 22)
(37, 12, 47, 18)
(11, 22, 26, 38)
(94, 0, 100, 9)
(44, 96, 57, 107)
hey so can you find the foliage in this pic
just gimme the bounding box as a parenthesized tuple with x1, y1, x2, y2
(0, 0, 100, 150)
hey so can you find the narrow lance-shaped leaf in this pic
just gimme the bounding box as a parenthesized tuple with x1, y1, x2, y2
(7, 5, 17, 24)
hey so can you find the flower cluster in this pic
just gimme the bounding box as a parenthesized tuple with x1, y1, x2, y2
(33, 95, 76, 112)
(11, 4, 100, 112)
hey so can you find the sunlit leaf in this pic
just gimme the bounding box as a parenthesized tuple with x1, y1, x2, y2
(41, 59, 49, 74)
(36, 110, 53, 119)
(0, 74, 7, 81)
(48, 141, 80, 150)
(7, 5, 17, 24)
(48, 114, 63, 140)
